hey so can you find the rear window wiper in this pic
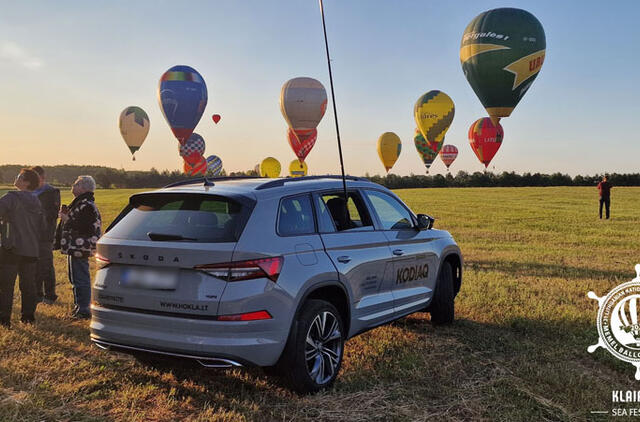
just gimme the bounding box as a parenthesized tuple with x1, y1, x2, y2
(147, 232, 197, 241)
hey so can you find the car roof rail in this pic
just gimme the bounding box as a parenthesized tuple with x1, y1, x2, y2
(255, 175, 366, 190)
(163, 176, 260, 188)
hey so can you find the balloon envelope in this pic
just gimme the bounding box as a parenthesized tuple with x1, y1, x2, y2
(439, 144, 459, 169)
(158, 65, 208, 144)
(377, 132, 402, 172)
(206, 155, 223, 176)
(260, 157, 281, 178)
(289, 159, 308, 178)
(119, 106, 150, 158)
(468, 117, 504, 168)
(414, 90, 455, 146)
(183, 156, 207, 176)
(179, 133, 206, 157)
(460, 8, 545, 124)
(414, 129, 443, 173)
(287, 128, 317, 162)
(212, 114, 221, 124)
(280, 77, 327, 130)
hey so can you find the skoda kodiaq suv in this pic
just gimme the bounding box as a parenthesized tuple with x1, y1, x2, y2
(90, 176, 462, 393)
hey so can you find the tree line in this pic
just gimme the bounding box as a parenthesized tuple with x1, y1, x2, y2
(1, 165, 638, 189)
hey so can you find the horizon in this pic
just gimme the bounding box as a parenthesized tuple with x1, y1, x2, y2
(1, 1, 638, 177)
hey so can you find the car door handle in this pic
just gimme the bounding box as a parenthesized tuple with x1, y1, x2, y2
(393, 249, 404, 256)
(337, 256, 351, 263)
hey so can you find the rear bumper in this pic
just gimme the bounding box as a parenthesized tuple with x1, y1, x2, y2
(90, 304, 289, 367)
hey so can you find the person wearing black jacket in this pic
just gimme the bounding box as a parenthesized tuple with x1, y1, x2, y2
(31, 166, 61, 304)
(0, 168, 45, 327)
(55, 176, 101, 319)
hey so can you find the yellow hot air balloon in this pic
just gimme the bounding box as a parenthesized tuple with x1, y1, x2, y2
(377, 132, 402, 173)
(260, 157, 281, 178)
(119, 106, 150, 161)
(414, 91, 455, 146)
(289, 159, 308, 178)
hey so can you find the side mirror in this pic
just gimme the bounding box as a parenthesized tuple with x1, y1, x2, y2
(416, 214, 434, 230)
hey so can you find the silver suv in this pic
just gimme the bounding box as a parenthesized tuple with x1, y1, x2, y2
(91, 176, 462, 393)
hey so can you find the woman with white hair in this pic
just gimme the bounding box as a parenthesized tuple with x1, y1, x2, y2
(56, 175, 101, 319)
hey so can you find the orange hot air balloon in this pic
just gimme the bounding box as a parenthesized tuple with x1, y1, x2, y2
(468, 118, 504, 168)
(439, 145, 458, 170)
(183, 155, 207, 176)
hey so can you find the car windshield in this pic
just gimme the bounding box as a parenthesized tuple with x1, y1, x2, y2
(104, 193, 244, 243)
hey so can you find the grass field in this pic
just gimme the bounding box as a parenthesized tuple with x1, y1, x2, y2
(1, 186, 639, 421)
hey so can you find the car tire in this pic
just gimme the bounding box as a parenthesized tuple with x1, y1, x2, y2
(277, 299, 345, 394)
(429, 261, 455, 325)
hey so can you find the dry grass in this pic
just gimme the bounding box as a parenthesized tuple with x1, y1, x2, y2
(0, 186, 639, 421)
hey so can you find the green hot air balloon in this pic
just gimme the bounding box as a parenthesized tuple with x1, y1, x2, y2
(460, 8, 545, 125)
(414, 129, 443, 174)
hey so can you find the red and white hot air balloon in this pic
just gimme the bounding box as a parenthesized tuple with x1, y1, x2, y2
(439, 144, 459, 171)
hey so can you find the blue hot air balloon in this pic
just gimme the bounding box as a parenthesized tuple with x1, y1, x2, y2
(206, 155, 223, 176)
(158, 65, 208, 144)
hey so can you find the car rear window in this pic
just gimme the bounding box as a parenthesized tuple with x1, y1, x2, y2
(104, 193, 245, 243)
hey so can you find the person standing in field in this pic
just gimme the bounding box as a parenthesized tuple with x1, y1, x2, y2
(597, 175, 612, 220)
(31, 166, 61, 304)
(55, 176, 101, 319)
(0, 169, 45, 327)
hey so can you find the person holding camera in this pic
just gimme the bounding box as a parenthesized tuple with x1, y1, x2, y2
(0, 168, 45, 327)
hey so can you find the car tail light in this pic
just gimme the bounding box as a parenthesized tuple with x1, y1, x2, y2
(95, 253, 110, 270)
(195, 256, 283, 282)
(217, 310, 272, 321)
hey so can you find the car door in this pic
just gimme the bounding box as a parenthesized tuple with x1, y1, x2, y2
(363, 189, 438, 317)
(314, 190, 396, 335)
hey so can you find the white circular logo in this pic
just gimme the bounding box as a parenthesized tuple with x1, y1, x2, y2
(589, 264, 640, 379)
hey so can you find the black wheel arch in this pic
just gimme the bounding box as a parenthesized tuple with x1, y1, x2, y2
(438, 252, 462, 296)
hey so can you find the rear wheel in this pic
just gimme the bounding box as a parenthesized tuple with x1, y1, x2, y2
(429, 261, 455, 325)
(278, 299, 344, 393)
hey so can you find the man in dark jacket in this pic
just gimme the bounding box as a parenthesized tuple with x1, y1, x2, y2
(0, 168, 45, 327)
(31, 166, 60, 304)
(56, 176, 101, 319)
(597, 175, 612, 219)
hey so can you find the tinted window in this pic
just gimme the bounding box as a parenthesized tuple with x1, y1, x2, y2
(365, 190, 414, 230)
(104, 194, 244, 242)
(278, 195, 315, 236)
(319, 192, 373, 232)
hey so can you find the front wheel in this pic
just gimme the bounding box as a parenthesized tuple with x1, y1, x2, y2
(278, 299, 344, 393)
(429, 261, 455, 325)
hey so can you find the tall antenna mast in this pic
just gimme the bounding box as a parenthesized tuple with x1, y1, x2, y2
(318, 0, 349, 204)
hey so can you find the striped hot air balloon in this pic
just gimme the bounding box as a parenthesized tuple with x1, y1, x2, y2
(206, 155, 223, 176)
(439, 144, 459, 171)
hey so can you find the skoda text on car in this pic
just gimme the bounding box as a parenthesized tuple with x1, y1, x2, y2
(90, 176, 462, 393)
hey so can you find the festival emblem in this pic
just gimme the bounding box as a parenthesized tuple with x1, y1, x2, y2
(589, 264, 640, 379)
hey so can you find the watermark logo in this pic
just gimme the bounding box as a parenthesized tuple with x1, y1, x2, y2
(588, 264, 640, 379)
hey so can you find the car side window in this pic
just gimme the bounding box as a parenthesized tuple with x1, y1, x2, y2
(364, 190, 414, 230)
(318, 192, 373, 232)
(278, 195, 316, 236)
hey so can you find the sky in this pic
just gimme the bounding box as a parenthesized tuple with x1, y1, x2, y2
(0, 0, 638, 177)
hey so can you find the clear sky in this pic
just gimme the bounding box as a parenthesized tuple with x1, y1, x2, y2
(0, 0, 638, 176)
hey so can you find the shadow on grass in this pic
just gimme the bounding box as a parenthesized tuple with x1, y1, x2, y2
(467, 259, 633, 281)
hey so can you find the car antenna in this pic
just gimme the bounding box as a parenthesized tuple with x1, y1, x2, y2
(319, 0, 349, 212)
